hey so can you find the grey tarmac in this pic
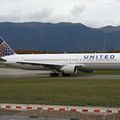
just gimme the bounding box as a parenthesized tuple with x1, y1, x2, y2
(0, 68, 120, 79)
(0, 116, 68, 120)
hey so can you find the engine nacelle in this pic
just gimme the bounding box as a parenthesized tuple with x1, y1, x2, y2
(60, 65, 77, 75)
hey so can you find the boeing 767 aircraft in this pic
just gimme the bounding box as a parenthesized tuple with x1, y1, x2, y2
(0, 36, 120, 77)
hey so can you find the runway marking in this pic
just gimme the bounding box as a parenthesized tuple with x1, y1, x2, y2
(0, 103, 120, 113)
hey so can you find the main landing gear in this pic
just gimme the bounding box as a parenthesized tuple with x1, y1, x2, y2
(50, 73, 59, 77)
(50, 72, 71, 77)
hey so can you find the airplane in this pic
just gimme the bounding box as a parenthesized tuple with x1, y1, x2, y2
(0, 36, 120, 77)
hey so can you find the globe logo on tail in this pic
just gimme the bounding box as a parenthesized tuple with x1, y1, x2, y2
(0, 37, 15, 57)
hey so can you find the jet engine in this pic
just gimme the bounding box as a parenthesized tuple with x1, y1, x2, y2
(60, 65, 77, 76)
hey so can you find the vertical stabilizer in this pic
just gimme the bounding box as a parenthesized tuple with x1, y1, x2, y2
(0, 36, 15, 57)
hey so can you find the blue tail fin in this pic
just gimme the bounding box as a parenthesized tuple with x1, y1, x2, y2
(0, 36, 15, 57)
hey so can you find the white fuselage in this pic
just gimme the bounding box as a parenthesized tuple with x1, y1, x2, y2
(2, 53, 120, 71)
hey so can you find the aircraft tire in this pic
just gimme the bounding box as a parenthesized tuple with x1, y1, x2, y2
(50, 73, 59, 77)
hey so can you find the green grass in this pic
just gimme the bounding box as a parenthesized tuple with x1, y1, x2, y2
(0, 77, 120, 107)
(94, 70, 120, 75)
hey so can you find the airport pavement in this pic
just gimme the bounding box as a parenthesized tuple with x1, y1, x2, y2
(0, 108, 118, 120)
(0, 68, 120, 79)
(0, 116, 68, 120)
(0, 68, 50, 77)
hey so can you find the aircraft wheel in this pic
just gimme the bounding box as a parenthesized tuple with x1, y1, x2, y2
(50, 73, 59, 77)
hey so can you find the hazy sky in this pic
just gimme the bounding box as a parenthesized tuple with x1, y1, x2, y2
(0, 0, 120, 27)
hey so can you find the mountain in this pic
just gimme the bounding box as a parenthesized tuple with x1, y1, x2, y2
(0, 22, 120, 52)
(100, 25, 120, 32)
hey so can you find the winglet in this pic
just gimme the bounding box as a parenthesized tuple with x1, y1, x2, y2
(0, 36, 15, 57)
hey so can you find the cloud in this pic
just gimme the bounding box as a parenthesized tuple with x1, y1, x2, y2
(114, 0, 120, 2)
(71, 5, 86, 17)
(0, 0, 120, 27)
(26, 8, 53, 22)
(84, 19, 116, 28)
(0, 8, 54, 22)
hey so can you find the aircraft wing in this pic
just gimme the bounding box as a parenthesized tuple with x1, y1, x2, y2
(16, 61, 62, 70)
(17, 61, 85, 70)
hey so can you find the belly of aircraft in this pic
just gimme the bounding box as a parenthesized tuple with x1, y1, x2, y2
(84, 63, 120, 70)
